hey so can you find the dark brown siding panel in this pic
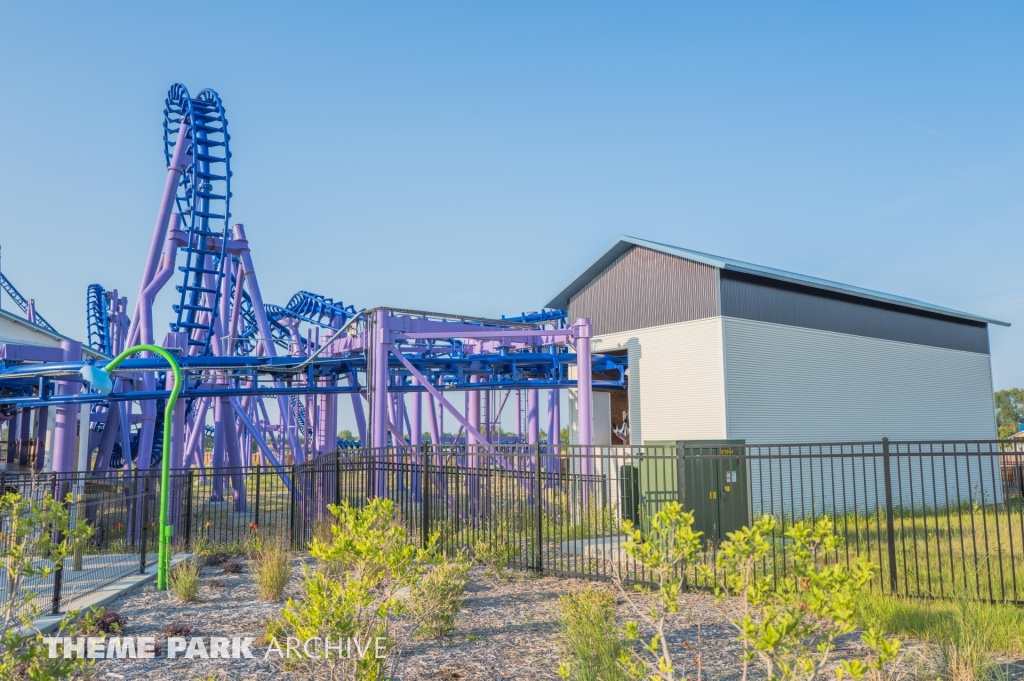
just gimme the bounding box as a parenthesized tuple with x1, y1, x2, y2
(567, 246, 719, 335)
(720, 270, 990, 354)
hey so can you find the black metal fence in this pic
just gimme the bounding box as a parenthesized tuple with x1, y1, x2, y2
(4, 438, 1024, 612)
(0, 471, 158, 618)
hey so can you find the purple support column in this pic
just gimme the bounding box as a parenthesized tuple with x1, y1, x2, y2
(347, 371, 367, 444)
(575, 319, 594, 482)
(17, 409, 31, 466)
(52, 341, 82, 476)
(32, 407, 47, 469)
(546, 389, 558, 487)
(163, 332, 188, 532)
(371, 309, 390, 497)
(527, 390, 539, 445)
(128, 125, 192, 346)
(411, 381, 422, 502)
(221, 396, 247, 511)
(467, 376, 482, 517)
(210, 399, 226, 501)
(515, 391, 522, 442)
(5, 409, 19, 464)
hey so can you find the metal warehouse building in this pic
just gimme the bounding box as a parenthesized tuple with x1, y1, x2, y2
(551, 236, 1008, 446)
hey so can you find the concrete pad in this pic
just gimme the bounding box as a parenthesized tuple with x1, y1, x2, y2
(560, 535, 630, 562)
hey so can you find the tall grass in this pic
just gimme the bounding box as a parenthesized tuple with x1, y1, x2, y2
(251, 534, 292, 601)
(557, 585, 627, 681)
(856, 581, 1018, 680)
(169, 557, 201, 602)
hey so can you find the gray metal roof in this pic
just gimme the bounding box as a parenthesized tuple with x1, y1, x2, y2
(545, 236, 1010, 327)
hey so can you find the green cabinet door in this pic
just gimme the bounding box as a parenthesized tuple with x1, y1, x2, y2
(641, 440, 749, 543)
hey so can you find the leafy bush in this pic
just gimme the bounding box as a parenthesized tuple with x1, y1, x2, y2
(472, 536, 517, 580)
(557, 585, 628, 681)
(701, 515, 903, 681)
(615, 501, 704, 681)
(0, 485, 95, 680)
(251, 534, 292, 601)
(169, 556, 201, 603)
(274, 498, 434, 680)
(409, 556, 471, 638)
(74, 607, 127, 637)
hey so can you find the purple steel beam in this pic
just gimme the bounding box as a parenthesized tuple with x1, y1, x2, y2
(230, 397, 290, 489)
(52, 341, 82, 475)
(128, 125, 192, 347)
(527, 390, 539, 445)
(234, 224, 303, 461)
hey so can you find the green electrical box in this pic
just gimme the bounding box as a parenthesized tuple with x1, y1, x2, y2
(638, 440, 749, 542)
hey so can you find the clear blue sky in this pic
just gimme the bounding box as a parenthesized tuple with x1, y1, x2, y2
(1, 3, 1022, 387)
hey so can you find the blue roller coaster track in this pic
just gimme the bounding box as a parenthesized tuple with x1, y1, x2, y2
(85, 284, 111, 355)
(164, 84, 233, 355)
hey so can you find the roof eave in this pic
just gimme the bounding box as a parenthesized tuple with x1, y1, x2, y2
(545, 235, 1010, 328)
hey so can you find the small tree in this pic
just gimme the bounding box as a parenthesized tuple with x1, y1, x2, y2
(616, 501, 703, 681)
(701, 516, 902, 681)
(0, 485, 95, 680)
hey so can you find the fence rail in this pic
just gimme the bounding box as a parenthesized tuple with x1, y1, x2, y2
(4, 438, 1024, 610)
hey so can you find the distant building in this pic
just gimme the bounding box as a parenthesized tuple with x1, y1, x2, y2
(549, 236, 1006, 446)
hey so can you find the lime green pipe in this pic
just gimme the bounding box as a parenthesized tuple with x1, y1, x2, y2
(101, 344, 182, 590)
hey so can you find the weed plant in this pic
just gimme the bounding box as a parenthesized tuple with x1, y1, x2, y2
(410, 556, 471, 638)
(557, 585, 627, 681)
(251, 534, 292, 601)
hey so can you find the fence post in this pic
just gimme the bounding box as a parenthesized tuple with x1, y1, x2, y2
(534, 445, 543, 575)
(289, 466, 297, 549)
(333, 453, 341, 508)
(421, 444, 430, 549)
(139, 475, 150, 575)
(50, 475, 63, 615)
(881, 437, 898, 595)
(254, 462, 261, 529)
(183, 470, 194, 550)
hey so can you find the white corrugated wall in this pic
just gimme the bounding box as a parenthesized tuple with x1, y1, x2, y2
(585, 317, 727, 444)
(722, 317, 1000, 516)
(722, 317, 997, 442)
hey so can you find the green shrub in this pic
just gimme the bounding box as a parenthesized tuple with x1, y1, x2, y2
(557, 585, 627, 681)
(0, 485, 95, 680)
(409, 556, 471, 638)
(701, 515, 903, 681)
(169, 556, 201, 603)
(252, 534, 292, 601)
(472, 536, 517, 580)
(615, 501, 703, 681)
(274, 498, 435, 680)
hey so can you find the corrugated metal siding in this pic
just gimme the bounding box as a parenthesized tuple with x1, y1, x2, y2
(722, 317, 997, 442)
(720, 270, 990, 354)
(723, 318, 1000, 517)
(567, 246, 719, 336)
(586, 318, 727, 444)
(746, 451, 1002, 518)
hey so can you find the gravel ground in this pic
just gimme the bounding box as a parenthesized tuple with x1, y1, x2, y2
(86, 560, 1023, 681)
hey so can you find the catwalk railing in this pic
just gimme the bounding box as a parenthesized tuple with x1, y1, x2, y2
(6, 438, 1024, 609)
